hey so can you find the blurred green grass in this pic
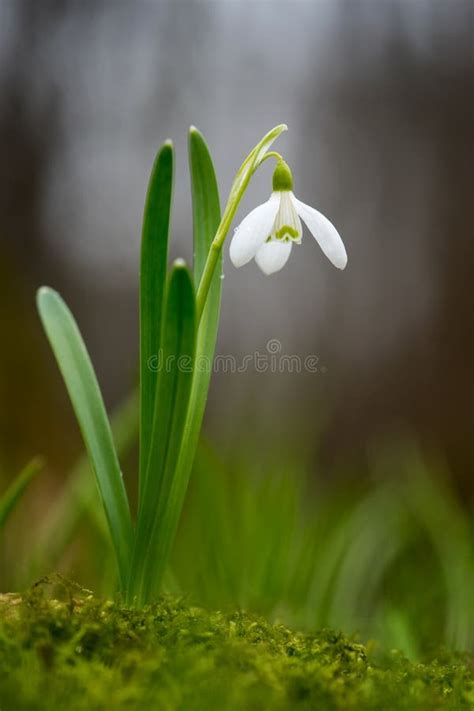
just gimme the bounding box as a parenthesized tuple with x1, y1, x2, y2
(172, 440, 474, 657)
(1, 414, 472, 658)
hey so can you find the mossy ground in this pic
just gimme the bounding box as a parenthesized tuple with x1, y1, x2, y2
(0, 578, 472, 710)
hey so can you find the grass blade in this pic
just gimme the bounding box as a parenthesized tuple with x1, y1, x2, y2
(402, 447, 474, 651)
(37, 287, 133, 588)
(130, 261, 196, 604)
(139, 141, 173, 502)
(327, 486, 408, 631)
(0, 457, 43, 530)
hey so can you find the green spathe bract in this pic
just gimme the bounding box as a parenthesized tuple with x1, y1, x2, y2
(272, 159, 293, 192)
(37, 125, 287, 604)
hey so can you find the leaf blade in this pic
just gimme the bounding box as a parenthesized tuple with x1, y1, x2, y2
(142, 129, 222, 602)
(139, 141, 174, 501)
(189, 127, 221, 285)
(37, 287, 133, 588)
(26, 390, 139, 584)
(189, 127, 222, 426)
(130, 261, 196, 604)
(153, 129, 222, 574)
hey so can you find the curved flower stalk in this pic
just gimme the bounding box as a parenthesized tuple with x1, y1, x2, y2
(195, 124, 288, 319)
(230, 159, 347, 275)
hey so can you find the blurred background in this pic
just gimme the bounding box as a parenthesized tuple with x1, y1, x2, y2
(0, 0, 473, 654)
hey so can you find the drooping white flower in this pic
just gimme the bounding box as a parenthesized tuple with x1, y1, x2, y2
(229, 160, 347, 275)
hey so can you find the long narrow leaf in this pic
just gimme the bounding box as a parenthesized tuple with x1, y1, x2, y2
(154, 129, 222, 590)
(189, 126, 221, 421)
(130, 262, 195, 604)
(0, 457, 43, 530)
(190, 127, 221, 285)
(37, 287, 133, 588)
(26, 390, 138, 585)
(139, 142, 173, 502)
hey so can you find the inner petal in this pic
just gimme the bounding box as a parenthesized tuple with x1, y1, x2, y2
(271, 192, 302, 243)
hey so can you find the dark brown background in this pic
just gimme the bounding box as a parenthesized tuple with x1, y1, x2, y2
(1, 0, 473, 492)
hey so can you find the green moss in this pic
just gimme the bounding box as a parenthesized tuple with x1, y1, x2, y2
(0, 577, 472, 710)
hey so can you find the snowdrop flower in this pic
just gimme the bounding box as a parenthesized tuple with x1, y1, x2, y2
(229, 160, 347, 275)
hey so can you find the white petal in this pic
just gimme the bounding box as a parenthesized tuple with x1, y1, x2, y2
(229, 193, 280, 268)
(292, 194, 347, 269)
(255, 240, 292, 275)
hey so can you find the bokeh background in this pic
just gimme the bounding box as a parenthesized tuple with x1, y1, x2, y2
(1, 0, 473, 647)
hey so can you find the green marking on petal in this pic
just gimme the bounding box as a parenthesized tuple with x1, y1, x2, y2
(276, 225, 299, 240)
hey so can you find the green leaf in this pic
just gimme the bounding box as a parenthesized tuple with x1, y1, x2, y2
(26, 390, 139, 584)
(189, 127, 222, 422)
(152, 129, 222, 591)
(0, 457, 43, 530)
(189, 127, 221, 285)
(129, 261, 196, 605)
(37, 287, 133, 588)
(139, 141, 173, 503)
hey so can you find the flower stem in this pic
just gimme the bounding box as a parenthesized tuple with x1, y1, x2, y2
(195, 125, 288, 322)
(195, 208, 236, 322)
(259, 151, 283, 165)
